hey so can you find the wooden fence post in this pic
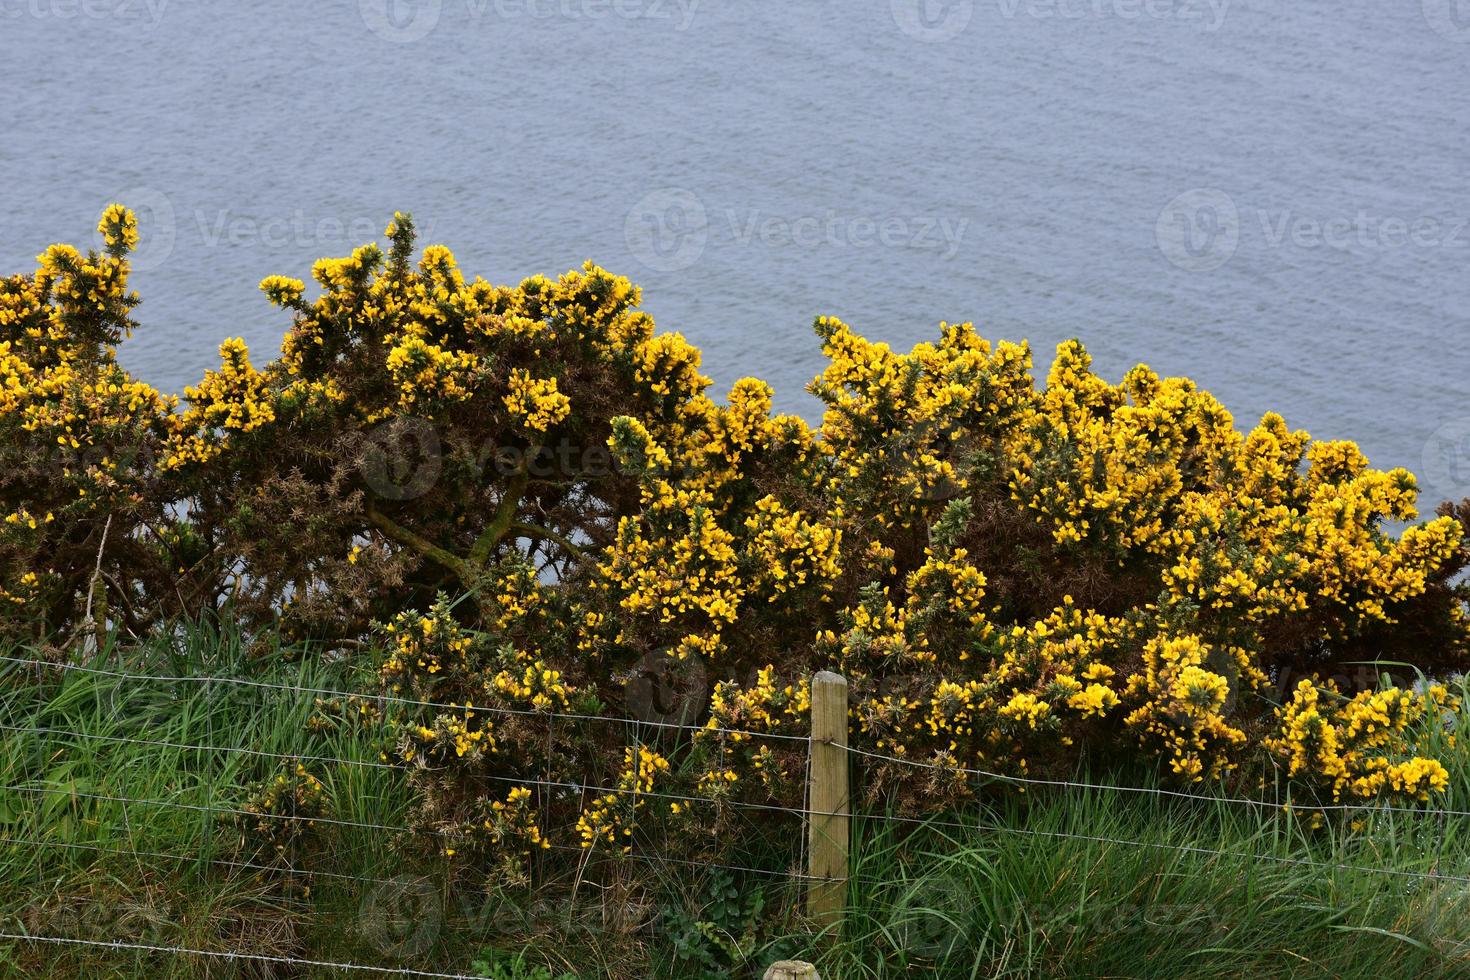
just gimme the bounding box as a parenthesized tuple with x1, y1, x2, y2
(806, 670, 849, 930)
(764, 961, 820, 980)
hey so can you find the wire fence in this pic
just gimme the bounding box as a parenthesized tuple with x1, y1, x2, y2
(3, 650, 1469, 976)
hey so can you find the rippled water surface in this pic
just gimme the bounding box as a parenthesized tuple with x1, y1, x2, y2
(6, 0, 1469, 502)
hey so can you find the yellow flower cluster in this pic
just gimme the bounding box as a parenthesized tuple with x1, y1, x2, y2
(163, 338, 275, 469)
(1122, 635, 1250, 781)
(0, 207, 175, 632)
(385, 334, 478, 409)
(242, 763, 328, 845)
(1266, 679, 1455, 802)
(575, 745, 670, 851)
(482, 785, 549, 854)
(503, 368, 570, 432)
(379, 602, 476, 685)
(813, 316, 1034, 529)
(490, 650, 572, 712)
(597, 376, 841, 675)
(1003, 341, 1464, 647)
(706, 667, 812, 740)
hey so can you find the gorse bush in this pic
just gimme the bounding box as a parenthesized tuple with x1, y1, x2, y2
(0, 206, 178, 641)
(5, 208, 1470, 866)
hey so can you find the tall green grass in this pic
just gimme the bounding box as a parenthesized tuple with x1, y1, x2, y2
(0, 623, 427, 977)
(823, 782, 1470, 978)
(4, 625, 1470, 978)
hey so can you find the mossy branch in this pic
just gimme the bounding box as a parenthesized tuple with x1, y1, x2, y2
(365, 500, 469, 581)
(470, 463, 532, 567)
(511, 521, 587, 563)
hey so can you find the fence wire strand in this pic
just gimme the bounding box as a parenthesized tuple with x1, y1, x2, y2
(0, 834, 404, 887)
(842, 742, 1470, 821)
(0, 653, 806, 744)
(0, 932, 490, 979)
(7, 655, 1470, 974)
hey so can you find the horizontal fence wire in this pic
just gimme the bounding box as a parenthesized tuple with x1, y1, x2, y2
(2, 783, 464, 839)
(0, 834, 406, 887)
(842, 742, 1470, 820)
(6, 653, 1470, 974)
(4, 776, 1461, 889)
(10, 653, 1460, 821)
(0, 933, 490, 979)
(0, 722, 429, 773)
(0, 653, 808, 744)
(0, 829, 824, 886)
(972, 823, 1470, 885)
(0, 762, 832, 826)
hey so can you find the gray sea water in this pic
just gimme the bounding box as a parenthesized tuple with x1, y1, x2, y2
(5, 0, 1469, 506)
